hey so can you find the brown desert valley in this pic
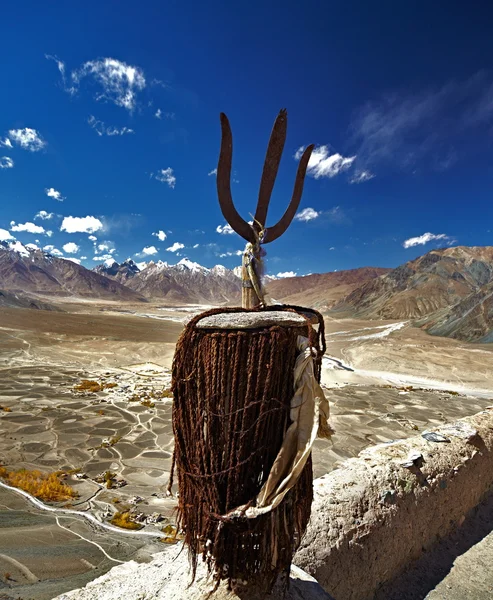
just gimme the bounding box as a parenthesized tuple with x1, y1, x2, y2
(1, 241, 493, 598)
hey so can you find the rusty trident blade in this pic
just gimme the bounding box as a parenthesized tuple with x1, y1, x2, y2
(217, 110, 314, 245)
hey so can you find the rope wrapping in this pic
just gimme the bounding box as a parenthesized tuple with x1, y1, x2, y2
(242, 224, 267, 307)
(169, 306, 325, 592)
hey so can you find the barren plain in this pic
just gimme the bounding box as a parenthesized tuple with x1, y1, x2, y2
(1, 300, 493, 599)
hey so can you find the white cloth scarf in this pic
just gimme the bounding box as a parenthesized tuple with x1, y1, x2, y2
(226, 335, 332, 519)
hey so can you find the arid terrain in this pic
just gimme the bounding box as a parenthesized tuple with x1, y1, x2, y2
(1, 294, 493, 599)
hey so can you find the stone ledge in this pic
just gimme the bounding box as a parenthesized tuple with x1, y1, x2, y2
(294, 408, 493, 600)
(53, 541, 333, 600)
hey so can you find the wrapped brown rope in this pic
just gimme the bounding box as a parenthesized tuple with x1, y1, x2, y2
(169, 306, 325, 592)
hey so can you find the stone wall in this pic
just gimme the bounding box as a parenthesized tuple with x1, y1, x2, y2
(54, 409, 493, 600)
(294, 409, 493, 600)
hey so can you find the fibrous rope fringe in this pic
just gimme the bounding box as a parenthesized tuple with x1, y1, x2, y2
(169, 305, 325, 592)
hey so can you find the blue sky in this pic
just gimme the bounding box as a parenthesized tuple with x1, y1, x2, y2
(1, 1, 493, 277)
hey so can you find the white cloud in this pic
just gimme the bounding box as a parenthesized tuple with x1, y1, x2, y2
(80, 256, 87, 260)
(402, 232, 450, 248)
(88, 115, 134, 136)
(295, 145, 356, 179)
(64, 257, 81, 265)
(10, 221, 46, 235)
(347, 75, 493, 172)
(43, 245, 63, 256)
(45, 54, 66, 79)
(140, 245, 159, 256)
(350, 87, 451, 172)
(350, 170, 375, 184)
(208, 168, 217, 176)
(152, 230, 167, 241)
(104, 124, 133, 137)
(35, 210, 54, 220)
(60, 216, 103, 234)
(0, 137, 13, 148)
(0, 157, 14, 169)
(88, 235, 97, 242)
(165, 112, 176, 120)
(155, 108, 162, 119)
(276, 271, 297, 278)
(166, 242, 184, 253)
(0, 228, 14, 241)
(153, 167, 176, 188)
(216, 223, 235, 235)
(45, 187, 65, 202)
(218, 250, 243, 258)
(25, 243, 39, 250)
(326, 206, 348, 224)
(192, 243, 199, 248)
(63, 242, 80, 254)
(8, 128, 46, 152)
(92, 253, 114, 261)
(294, 207, 320, 222)
(96, 240, 116, 253)
(72, 58, 146, 111)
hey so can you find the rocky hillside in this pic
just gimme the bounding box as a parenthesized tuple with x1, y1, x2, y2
(94, 258, 140, 284)
(420, 279, 493, 342)
(337, 246, 493, 319)
(95, 258, 242, 304)
(266, 267, 390, 310)
(0, 289, 61, 311)
(0, 241, 145, 301)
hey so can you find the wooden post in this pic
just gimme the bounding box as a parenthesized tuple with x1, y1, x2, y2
(172, 309, 324, 594)
(166, 110, 322, 595)
(242, 260, 262, 309)
(241, 243, 265, 309)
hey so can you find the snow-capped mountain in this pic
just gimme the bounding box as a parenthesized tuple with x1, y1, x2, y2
(94, 258, 141, 284)
(0, 241, 145, 301)
(94, 257, 242, 304)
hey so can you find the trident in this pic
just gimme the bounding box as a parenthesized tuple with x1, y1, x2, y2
(216, 109, 314, 308)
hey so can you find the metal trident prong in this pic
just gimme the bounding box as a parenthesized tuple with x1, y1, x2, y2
(216, 109, 314, 245)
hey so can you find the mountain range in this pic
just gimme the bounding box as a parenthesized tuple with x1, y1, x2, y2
(1, 240, 493, 343)
(266, 267, 390, 309)
(95, 258, 242, 304)
(0, 241, 144, 302)
(337, 246, 493, 320)
(333, 246, 493, 342)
